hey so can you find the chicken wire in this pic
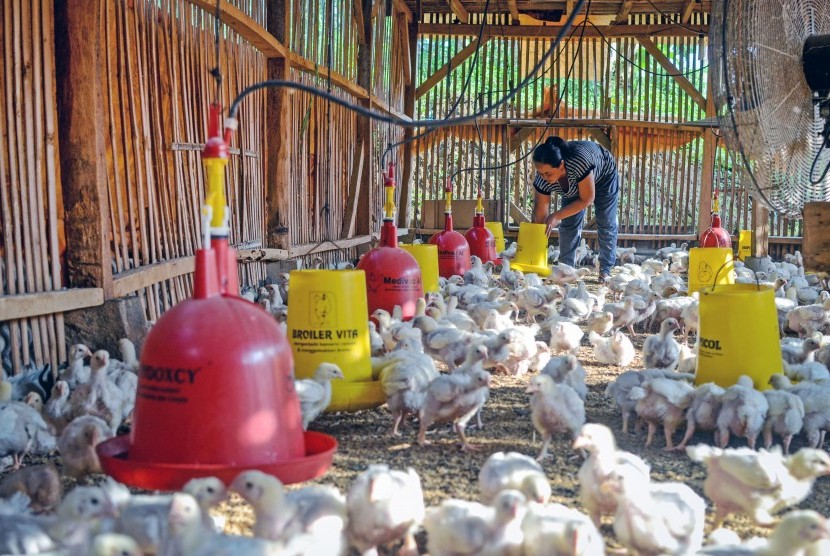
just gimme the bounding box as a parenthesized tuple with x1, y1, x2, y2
(710, 0, 830, 218)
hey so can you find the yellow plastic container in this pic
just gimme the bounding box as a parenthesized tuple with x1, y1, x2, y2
(738, 230, 753, 261)
(510, 222, 551, 277)
(287, 269, 384, 411)
(688, 247, 735, 293)
(485, 221, 506, 254)
(695, 284, 782, 389)
(400, 244, 440, 293)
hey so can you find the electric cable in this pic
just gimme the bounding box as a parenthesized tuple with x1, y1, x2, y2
(210, 0, 222, 103)
(644, 0, 705, 34)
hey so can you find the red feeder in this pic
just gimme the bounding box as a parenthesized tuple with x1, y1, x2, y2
(700, 192, 732, 248)
(464, 189, 500, 265)
(97, 104, 336, 491)
(429, 179, 471, 278)
(357, 162, 423, 320)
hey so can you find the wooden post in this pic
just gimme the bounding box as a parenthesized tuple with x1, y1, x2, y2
(752, 201, 770, 258)
(54, 0, 113, 298)
(265, 0, 291, 249)
(398, 19, 418, 229)
(352, 0, 373, 236)
(802, 202, 830, 270)
(697, 84, 715, 240)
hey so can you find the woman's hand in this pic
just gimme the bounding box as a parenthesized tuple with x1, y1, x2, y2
(545, 213, 561, 236)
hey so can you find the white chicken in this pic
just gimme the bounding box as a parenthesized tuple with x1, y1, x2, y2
(346, 464, 424, 556)
(378, 346, 439, 436)
(58, 415, 114, 478)
(411, 315, 477, 370)
(60, 344, 92, 388)
(294, 362, 344, 430)
(629, 377, 695, 449)
(698, 510, 830, 555)
(418, 369, 491, 452)
(762, 389, 805, 455)
(716, 375, 769, 449)
(0, 401, 55, 469)
(672, 382, 726, 452)
(44, 380, 73, 434)
(520, 502, 605, 556)
(548, 321, 583, 355)
(478, 451, 551, 505)
(527, 374, 585, 461)
(642, 317, 681, 370)
(540, 354, 587, 401)
(588, 330, 635, 368)
(585, 311, 614, 336)
(69, 350, 126, 431)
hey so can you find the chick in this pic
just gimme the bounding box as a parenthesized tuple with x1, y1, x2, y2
(699, 510, 830, 555)
(91, 533, 143, 556)
(642, 317, 681, 370)
(521, 502, 605, 556)
(346, 465, 424, 556)
(0, 401, 55, 469)
(717, 375, 769, 449)
(672, 382, 726, 452)
(585, 311, 614, 336)
(294, 362, 344, 430)
(763, 389, 805, 455)
(379, 348, 440, 436)
(781, 338, 821, 365)
(0, 463, 62, 512)
(629, 377, 695, 449)
(573, 423, 650, 527)
(418, 369, 491, 452)
(540, 354, 587, 401)
(548, 321, 584, 355)
(589, 330, 635, 368)
(527, 374, 585, 461)
(69, 350, 125, 431)
(183, 476, 229, 531)
(57, 415, 114, 478)
(478, 451, 551, 505)
(44, 380, 73, 434)
(60, 343, 92, 388)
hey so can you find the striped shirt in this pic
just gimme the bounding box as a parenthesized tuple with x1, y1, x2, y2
(533, 140, 617, 199)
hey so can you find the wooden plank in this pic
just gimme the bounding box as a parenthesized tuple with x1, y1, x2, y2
(508, 0, 520, 24)
(698, 87, 716, 239)
(614, 0, 633, 23)
(447, 0, 469, 23)
(340, 134, 365, 238)
(419, 23, 708, 38)
(753, 202, 771, 258)
(681, 0, 696, 24)
(636, 36, 706, 110)
(398, 19, 419, 229)
(353, 0, 373, 237)
(481, 117, 713, 131)
(370, 94, 412, 121)
(415, 37, 491, 99)
(54, 0, 113, 298)
(265, 0, 291, 250)
(182, 0, 287, 59)
(398, 13, 411, 85)
(0, 288, 103, 320)
(112, 255, 196, 298)
(289, 52, 368, 100)
(353, 0, 366, 44)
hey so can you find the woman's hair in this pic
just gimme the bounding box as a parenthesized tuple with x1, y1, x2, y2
(532, 136, 569, 167)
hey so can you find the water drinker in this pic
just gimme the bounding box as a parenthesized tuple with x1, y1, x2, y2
(510, 222, 551, 277)
(485, 221, 506, 254)
(464, 191, 500, 265)
(287, 269, 385, 412)
(428, 179, 471, 278)
(357, 162, 423, 320)
(688, 247, 735, 293)
(400, 243, 440, 293)
(700, 193, 732, 248)
(97, 103, 336, 491)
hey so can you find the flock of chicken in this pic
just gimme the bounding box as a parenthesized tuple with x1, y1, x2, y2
(2, 240, 830, 554)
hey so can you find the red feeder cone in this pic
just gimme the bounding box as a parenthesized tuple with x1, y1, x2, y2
(700, 192, 732, 248)
(429, 179, 471, 278)
(464, 190, 500, 265)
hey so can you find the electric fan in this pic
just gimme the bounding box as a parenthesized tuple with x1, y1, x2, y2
(710, 0, 830, 218)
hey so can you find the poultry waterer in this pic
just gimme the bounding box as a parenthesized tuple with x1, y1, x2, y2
(464, 189, 500, 265)
(287, 269, 385, 412)
(96, 104, 336, 491)
(428, 180, 472, 278)
(699, 192, 732, 248)
(510, 222, 552, 277)
(356, 162, 424, 320)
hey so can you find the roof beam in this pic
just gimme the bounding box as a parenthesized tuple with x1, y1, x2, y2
(507, 0, 520, 24)
(681, 0, 696, 24)
(353, 0, 366, 44)
(418, 22, 708, 38)
(636, 36, 706, 110)
(448, 0, 470, 23)
(614, 0, 633, 24)
(183, 0, 287, 58)
(416, 37, 491, 98)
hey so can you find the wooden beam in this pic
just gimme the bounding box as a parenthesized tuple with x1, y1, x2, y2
(112, 257, 196, 298)
(497, 117, 710, 133)
(182, 0, 287, 59)
(588, 128, 612, 151)
(393, 0, 413, 22)
(614, 0, 633, 24)
(507, 0, 520, 24)
(698, 83, 717, 240)
(353, 0, 366, 44)
(398, 13, 411, 85)
(448, 0, 469, 23)
(566, 0, 574, 15)
(418, 22, 708, 38)
(265, 0, 291, 249)
(636, 36, 706, 110)
(753, 202, 770, 258)
(370, 95, 412, 121)
(0, 288, 104, 321)
(416, 37, 491, 99)
(55, 0, 113, 298)
(340, 136, 366, 238)
(398, 20, 419, 229)
(681, 0, 696, 24)
(289, 54, 368, 100)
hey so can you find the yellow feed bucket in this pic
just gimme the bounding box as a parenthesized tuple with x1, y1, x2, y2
(510, 222, 551, 277)
(287, 269, 384, 411)
(688, 247, 735, 292)
(738, 230, 753, 261)
(400, 244, 440, 293)
(695, 283, 782, 389)
(485, 221, 506, 254)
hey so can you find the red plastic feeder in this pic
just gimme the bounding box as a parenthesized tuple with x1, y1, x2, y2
(700, 193, 732, 248)
(357, 162, 423, 320)
(464, 190, 500, 265)
(429, 179, 471, 278)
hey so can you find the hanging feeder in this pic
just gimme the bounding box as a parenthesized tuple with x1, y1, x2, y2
(429, 179, 472, 278)
(97, 103, 336, 491)
(700, 191, 732, 248)
(464, 188, 500, 265)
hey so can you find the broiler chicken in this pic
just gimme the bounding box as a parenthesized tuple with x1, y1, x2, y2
(521, 502, 605, 556)
(768, 373, 830, 448)
(629, 376, 695, 449)
(589, 330, 635, 368)
(585, 311, 614, 336)
(686, 444, 830, 526)
(672, 382, 726, 452)
(541, 354, 587, 401)
(716, 375, 769, 449)
(58, 415, 114, 478)
(60, 344, 92, 388)
(781, 338, 821, 365)
(526, 374, 585, 461)
(479, 451, 551, 505)
(787, 299, 830, 337)
(378, 345, 439, 436)
(605, 369, 695, 434)
(698, 510, 830, 555)
(44, 380, 72, 434)
(642, 318, 682, 370)
(346, 464, 424, 556)
(412, 315, 477, 370)
(69, 350, 126, 431)
(763, 389, 805, 454)
(0, 463, 62, 512)
(418, 369, 491, 452)
(294, 362, 344, 430)
(548, 321, 584, 355)
(0, 401, 55, 469)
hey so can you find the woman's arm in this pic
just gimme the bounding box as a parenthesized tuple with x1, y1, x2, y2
(544, 172, 596, 234)
(533, 190, 551, 225)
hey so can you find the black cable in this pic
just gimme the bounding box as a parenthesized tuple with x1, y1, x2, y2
(588, 20, 708, 77)
(644, 0, 705, 34)
(809, 141, 830, 185)
(210, 0, 222, 103)
(227, 0, 587, 128)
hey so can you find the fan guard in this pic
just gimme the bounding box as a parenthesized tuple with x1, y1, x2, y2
(710, 0, 830, 218)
